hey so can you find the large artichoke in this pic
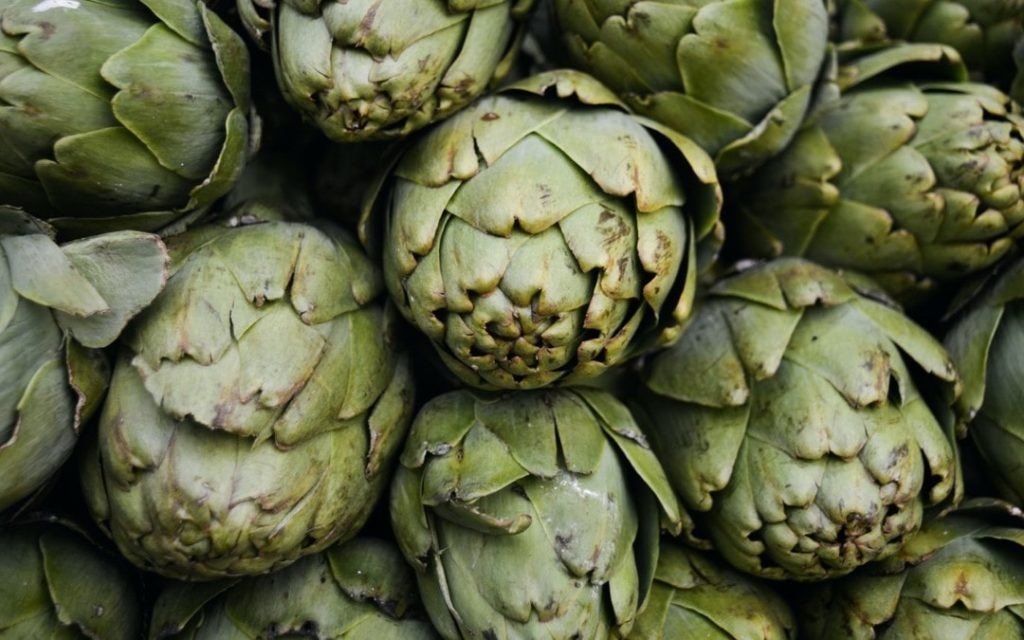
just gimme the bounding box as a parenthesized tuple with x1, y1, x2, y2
(150, 537, 438, 639)
(0, 518, 143, 639)
(391, 387, 688, 639)
(361, 70, 721, 391)
(0, 208, 168, 512)
(635, 258, 960, 581)
(237, 0, 534, 142)
(802, 500, 1024, 638)
(552, 0, 831, 176)
(81, 201, 415, 580)
(0, 0, 255, 235)
(729, 44, 1024, 302)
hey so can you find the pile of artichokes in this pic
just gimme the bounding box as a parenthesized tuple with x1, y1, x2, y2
(1, 0, 1023, 638)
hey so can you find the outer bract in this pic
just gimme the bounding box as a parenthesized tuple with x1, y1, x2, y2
(390, 388, 688, 639)
(637, 258, 960, 581)
(629, 541, 796, 640)
(237, 0, 534, 142)
(0, 207, 168, 512)
(81, 203, 415, 580)
(553, 0, 831, 176)
(729, 44, 1024, 302)
(802, 500, 1024, 638)
(150, 537, 438, 639)
(946, 257, 1024, 505)
(0, 518, 143, 639)
(362, 70, 721, 391)
(0, 0, 254, 235)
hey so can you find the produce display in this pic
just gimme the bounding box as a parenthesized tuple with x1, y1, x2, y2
(1, 0, 1023, 638)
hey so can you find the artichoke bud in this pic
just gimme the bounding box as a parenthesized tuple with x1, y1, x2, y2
(150, 537, 438, 639)
(0, 0, 256, 236)
(637, 258, 961, 582)
(0, 207, 168, 512)
(81, 202, 416, 580)
(362, 69, 723, 391)
(390, 387, 690, 640)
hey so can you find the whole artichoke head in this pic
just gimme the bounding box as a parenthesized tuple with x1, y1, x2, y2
(237, 0, 535, 142)
(150, 537, 438, 639)
(391, 387, 688, 639)
(0, 0, 254, 235)
(637, 258, 960, 581)
(553, 0, 831, 176)
(730, 44, 1024, 302)
(0, 207, 168, 512)
(81, 203, 415, 580)
(362, 70, 721, 390)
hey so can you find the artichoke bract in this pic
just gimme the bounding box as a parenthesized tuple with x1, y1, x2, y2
(0, 518, 143, 639)
(0, 0, 254, 235)
(0, 207, 168, 512)
(629, 541, 796, 640)
(946, 257, 1024, 505)
(81, 203, 415, 580)
(636, 258, 960, 581)
(361, 70, 721, 391)
(802, 500, 1024, 638)
(729, 44, 1024, 302)
(237, 0, 534, 143)
(390, 388, 688, 639)
(552, 0, 831, 177)
(150, 537, 438, 639)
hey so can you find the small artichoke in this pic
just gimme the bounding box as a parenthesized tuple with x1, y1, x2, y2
(81, 202, 415, 580)
(802, 500, 1024, 638)
(636, 258, 960, 581)
(237, 0, 534, 142)
(0, 208, 168, 512)
(391, 387, 688, 639)
(552, 0, 831, 176)
(361, 70, 721, 390)
(150, 537, 438, 639)
(946, 257, 1024, 505)
(629, 541, 796, 640)
(729, 44, 1024, 302)
(0, 518, 143, 639)
(0, 0, 255, 236)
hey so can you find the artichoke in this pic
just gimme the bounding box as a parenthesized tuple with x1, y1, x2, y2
(361, 70, 721, 391)
(237, 0, 534, 142)
(390, 387, 688, 639)
(0, 518, 143, 639)
(635, 258, 960, 581)
(946, 256, 1024, 505)
(552, 0, 831, 176)
(0, 207, 168, 512)
(802, 500, 1024, 638)
(150, 537, 438, 639)
(629, 541, 796, 640)
(81, 201, 415, 580)
(729, 44, 1024, 302)
(0, 0, 255, 235)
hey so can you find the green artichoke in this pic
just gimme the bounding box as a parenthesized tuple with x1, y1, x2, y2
(636, 258, 960, 581)
(629, 541, 796, 640)
(0, 0, 255, 235)
(0, 518, 143, 639)
(150, 537, 438, 639)
(802, 500, 1024, 638)
(81, 202, 415, 580)
(729, 44, 1024, 302)
(237, 0, 534, 143)
(0, 207, 168, 512)
(391, 387, 688, 640)
(361, 70, 721, 391)
(552, 0, 831, 176)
